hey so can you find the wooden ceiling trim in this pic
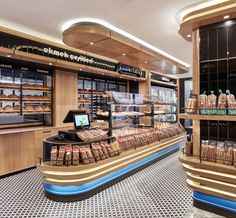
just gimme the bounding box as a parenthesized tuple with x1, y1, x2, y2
(63, 23, 189, 74)
(179, 1, 236, 41)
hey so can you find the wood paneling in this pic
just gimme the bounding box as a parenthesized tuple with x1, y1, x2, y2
(0, 131, 35, 175)
(54, 70, 78, 126)
(62, 23, 189, 75)
(192, 29, 200, 156)
(179, 155, 236, 201)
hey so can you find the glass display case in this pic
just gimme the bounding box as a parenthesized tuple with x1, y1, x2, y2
(0, 58, 53, 128)
(151, 85, 177, 122)
(78, 74, 127, 120)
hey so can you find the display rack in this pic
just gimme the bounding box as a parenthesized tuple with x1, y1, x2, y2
(179, 17, 236, 216)
(78, 73, 127, 120)
(0, 57, 54, 128)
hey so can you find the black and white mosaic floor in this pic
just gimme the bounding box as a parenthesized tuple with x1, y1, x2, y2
(1, 152, 194, 218)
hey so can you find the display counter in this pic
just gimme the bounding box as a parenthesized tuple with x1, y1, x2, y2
(38, 133, 185, 201)
(0, 125, 73, 176)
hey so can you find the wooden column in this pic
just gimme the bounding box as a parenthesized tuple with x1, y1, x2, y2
(54, 70, 78, 126)
(192, 29, 200, 156)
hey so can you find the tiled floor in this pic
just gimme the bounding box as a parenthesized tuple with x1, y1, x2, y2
(0, 151, 219, 218)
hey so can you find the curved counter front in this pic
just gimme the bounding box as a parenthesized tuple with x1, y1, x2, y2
(38, 134, 185, 201)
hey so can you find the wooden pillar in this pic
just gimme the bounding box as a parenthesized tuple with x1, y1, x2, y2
(192, 29, 200, 156)
(54, 70, 78, 126)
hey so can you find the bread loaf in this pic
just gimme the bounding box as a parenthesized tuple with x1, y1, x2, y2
(72, 146, 80, 165)
(65, 145, 72, 166)
(50, 146, 58, 166)
(57, 146, 65, 166)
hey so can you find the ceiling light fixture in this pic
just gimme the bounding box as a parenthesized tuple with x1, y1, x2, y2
(145, 61, 148, 64)
(90, 42, 94, 45)
(79, 68, 82, 71)
(224, 15, 230, 19)
(49, 62, 52, 65)
(187, 34, 191, 38)
(6, 54, 11, 58)
(61, 18, 190, 68)
(122, 53, 126, 56)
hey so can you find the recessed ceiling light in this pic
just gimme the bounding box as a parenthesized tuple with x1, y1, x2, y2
(90, 42, 94, 45)
(61, 18, 190, 68)
(187, 34, 191, 38)
(49, 62, 52, 65)
(6, 54, 11, 58)
(145, 61, 148, 64)
(225, 20, 233, 26)
(79, 68, 82, 71)
(224, 15, 230, 19)
(122, 53, 126, 56)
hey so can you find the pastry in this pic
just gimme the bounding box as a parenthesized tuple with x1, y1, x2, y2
(3, 105, 14, 111)
(14, 105, 20, 111)
(0, 94, 7, 99)
(50, 146, 58, 166)
(34, 105, 44, 111)
(57, 146, 65, 166)
(72, 146, 80, 165)
(80, 146, 89, 164)
(43, 105, 51, 112)
(8, 94, 19, 99)
(65, 145, 72, 166)
(23, 105, 34, 111)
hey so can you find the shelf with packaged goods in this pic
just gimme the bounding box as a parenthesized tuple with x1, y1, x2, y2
(178, 113, 236, 121)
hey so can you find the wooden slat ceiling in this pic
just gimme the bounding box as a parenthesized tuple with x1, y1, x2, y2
(63, 23, 188, 74)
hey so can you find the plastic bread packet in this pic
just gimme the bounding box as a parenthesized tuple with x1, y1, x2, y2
(216, 141, 224, 164)
(226, 90, 236, 108)
(198, 91, 207, 108)
(207, 91, 217, 109)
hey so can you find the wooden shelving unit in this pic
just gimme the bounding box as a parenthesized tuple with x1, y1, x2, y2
(179, 113, 236, 121)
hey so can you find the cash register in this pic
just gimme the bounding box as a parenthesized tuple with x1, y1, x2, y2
(58, 110, 90, 141)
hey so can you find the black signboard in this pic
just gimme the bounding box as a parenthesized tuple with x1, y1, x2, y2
(118, 63, 145, 78)
(0, 56, 53, 75)
(151, 72, 176, 84)
(0, 32, 117, 72)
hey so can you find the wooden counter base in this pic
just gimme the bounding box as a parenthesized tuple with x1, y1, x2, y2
(38, 134, 184, 201)
(179, 155, 236, 215)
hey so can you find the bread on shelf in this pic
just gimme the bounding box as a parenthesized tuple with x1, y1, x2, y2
(34, 105, 44, 111)
(3, 105, 14, 112)
(0, 83, 20, 89)
(43, 105, 51, 112)
(23, 105, 34, 112)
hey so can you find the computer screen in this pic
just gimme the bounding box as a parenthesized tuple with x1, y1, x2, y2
(74, 114, 90, 129)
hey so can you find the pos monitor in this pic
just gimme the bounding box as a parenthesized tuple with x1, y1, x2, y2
(63, 110, 90, 130)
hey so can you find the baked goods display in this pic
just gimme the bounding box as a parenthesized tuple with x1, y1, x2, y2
(49, 141, 121, 166)
(22, 95, 50, 101)
(0, 83, 20, 89)
(76, 128, 107, 142)
(0, 94, 20, 101)
(186, 95, 197, 113)
(201, 140, 236, 166)
(113, 123, 185, 151)
(78, 97, 91, 103)
(22, 84, 50, 91)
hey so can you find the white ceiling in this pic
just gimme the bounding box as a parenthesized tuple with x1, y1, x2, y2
(0, 0, 199, 68)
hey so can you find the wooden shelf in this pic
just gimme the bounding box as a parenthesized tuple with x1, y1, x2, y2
(151, 80, 177, 88)
(178, 113, 236, 121)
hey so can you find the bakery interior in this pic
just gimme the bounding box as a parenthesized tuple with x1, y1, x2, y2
(0, 0, 236, 217)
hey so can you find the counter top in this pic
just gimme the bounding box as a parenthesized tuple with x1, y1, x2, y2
(0, 124, 74, 135)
